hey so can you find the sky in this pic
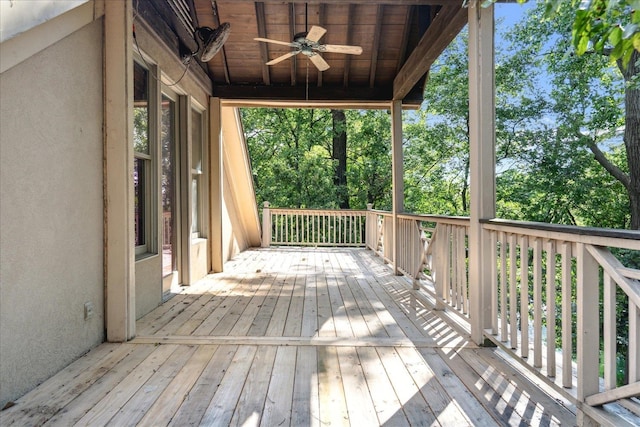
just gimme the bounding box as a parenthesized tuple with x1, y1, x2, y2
(495, 1, 536, 44)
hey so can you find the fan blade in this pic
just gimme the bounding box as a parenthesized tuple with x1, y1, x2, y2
(266, 50, 299, 66)
(321, 44, 363, 55)
(254, 37, 297, 48)
(305, 25, 327, 43)
(309, 53, 330, 71)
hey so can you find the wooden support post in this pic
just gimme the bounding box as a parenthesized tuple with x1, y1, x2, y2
(468, 0, 496, 345)
(104, 0, 135, 342)
(209, 97, 223, 273)
(365, 203, 373, 250)
(576, 243, 600, 427)
(262, 202, 271, 247)
(391, 99, 403, 275)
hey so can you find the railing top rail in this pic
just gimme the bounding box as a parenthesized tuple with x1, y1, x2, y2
(482, 218, 640, 250)
(268, 207, 368, 215)
(368, 210, 471, 226)
(367, 209, 392, 216)
(398, 212, 470, 225)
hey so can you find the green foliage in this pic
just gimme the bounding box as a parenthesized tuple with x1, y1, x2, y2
(488, 0, 640, 66)
(498, 1, 631, 228)
(242, 108, 393, 210)
(242, 108, 333, 208)
(345, 110, 393, 210)
(563, 0, 640, 65)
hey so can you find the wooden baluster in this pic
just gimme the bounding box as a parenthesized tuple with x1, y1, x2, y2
(631, 300, 639, 383)
(459, 225, 465, 310)
(491, 230, 498, 335)
(603, 272, 616, 390)
(546, 239, 556, 378)
(333, 213, 337, 245)
(460, 226, 468, 314)
(443, 224, 452, 305)
(434, 223, 445, 310)
(313, 213, 317, 245)
(323, 214, 326, 244)
(533, 237, 543, 368)
(500, 231, 508, 342)
(284, 213, 288, 244)
(413, 220, 421, 290)
(452, 226, 459, 310)
(509, 233, 518, 349)
(561, 242, 572, 388)
(520, 235, 529, 359)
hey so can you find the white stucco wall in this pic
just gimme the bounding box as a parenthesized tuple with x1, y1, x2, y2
(0, 19, 104, 407)
(219, 107, 261, 265)
(0, 0, 90, 42)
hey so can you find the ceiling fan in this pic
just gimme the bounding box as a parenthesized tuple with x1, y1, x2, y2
(254, 25, 363, 71)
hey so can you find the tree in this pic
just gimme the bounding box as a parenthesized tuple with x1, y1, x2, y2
(241, 108, 335, 208)
(403, 29, 548, 218)
(507, 1, 634, 228)
(495, 0, 640, 228)
(331, 110, 349, 209)
(345, 110, 392, 209)
(242, 107, 394, 211)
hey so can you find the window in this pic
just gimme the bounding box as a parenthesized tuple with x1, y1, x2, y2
(191, 108, 204, 238)
(161, 94, 177, 277)
(134, 61, 154, 255)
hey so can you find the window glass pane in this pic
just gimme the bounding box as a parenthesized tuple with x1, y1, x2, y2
(192, 178, 199, 234)
(133, 62, 149, 155)
(134, 157, 145, 246)
(192, 110, 202, 172)
(162, 95, 176, 275)
(191, 108, 202, 236)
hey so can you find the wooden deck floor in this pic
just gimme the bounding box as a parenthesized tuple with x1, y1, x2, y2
(1, 248, 577, 426)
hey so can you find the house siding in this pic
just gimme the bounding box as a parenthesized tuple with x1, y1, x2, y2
(0, 18, 104, 406)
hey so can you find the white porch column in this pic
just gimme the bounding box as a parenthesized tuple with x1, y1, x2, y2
(104, 0, 135, 341)
(468, 0, 496, 345)
(209, 97, 223, 272)
(391, 99, 404, 274)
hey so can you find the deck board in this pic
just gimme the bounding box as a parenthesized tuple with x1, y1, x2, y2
(1, 247, 578, 426)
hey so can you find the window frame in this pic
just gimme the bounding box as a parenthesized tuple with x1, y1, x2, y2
(133, 56, 159, 258)
(190, 102, 207, 240)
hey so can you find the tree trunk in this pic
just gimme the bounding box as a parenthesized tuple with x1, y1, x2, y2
(619, 51, 640, 229)
(332, 109, 349, 209)
(461, 156, 469, 213)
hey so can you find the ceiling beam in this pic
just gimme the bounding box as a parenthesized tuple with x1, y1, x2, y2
(222, 99, 421, 110)
(396, 5, 413, 74)
(369, 5, 383, 88)
(343, 4, 355, 88)
(393, 4, 466, 100)
(210, 1, 231, 84)
(289, 3, 297, 86)
(222, 0, 521, 4)
(317, 3, 326, 87)
(214, 84, 390, 101)
(212, 84, 424, 107)
(255, 2, 271, 85)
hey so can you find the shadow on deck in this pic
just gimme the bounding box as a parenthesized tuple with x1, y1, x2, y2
(0, 247, 577, 426)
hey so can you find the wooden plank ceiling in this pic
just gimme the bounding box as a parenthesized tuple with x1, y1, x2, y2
(149, 0, 470, 108)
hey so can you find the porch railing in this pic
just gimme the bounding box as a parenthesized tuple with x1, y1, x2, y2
(261, 203, 640, 424)
(261, 202, 366, 247)
(480, 219, 640, 424)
